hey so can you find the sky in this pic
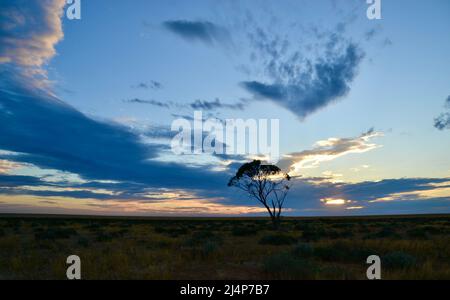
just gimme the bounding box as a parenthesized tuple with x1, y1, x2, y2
(0, 0, 449, 216)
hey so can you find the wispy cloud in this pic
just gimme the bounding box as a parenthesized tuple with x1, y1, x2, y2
(0, 159, 22, 174)
(123, 97, 245, 112)
(131, 81, 163, 90)
(434, 95, 450, 130)
(123, 98, 170, 108)
(279, 128, 382, 173)
(190, 98, 245, 111)
(162, 20, 231, 47)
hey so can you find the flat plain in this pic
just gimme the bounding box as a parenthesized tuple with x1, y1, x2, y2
(0, 214, 449, 280)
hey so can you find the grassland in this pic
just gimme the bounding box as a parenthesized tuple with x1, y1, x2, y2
(0, 214, 449, 280)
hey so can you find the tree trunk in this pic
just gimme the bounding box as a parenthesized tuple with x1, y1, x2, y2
(271, 215, 281, 230)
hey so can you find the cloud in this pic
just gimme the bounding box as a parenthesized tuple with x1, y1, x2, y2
(123, 97, 244, 112)
(0, 0, 65, 67)
(123, 98, 170, 108)
(162, 20, 231, 46)
(190, 98, 245, 111)
(434, 96, 450, 130)
(132, 81, 163, 90)
(434, 113, 450, 130)
(0, 174, 43, 187)
(0, 78, 233, 191)
(278, 128, 382, 173)
(241, 43, 364, 120)
(338, 178, 450, 203)
(0, 159, 22, 174)
(282, 176, 450, 215)
(139, 124, 175, 140)
(364, 26, 382, 41)
(364, 28, 378, 41)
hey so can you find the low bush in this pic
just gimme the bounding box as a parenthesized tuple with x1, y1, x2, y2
(383, 252, 417, 270)
(407, 228, 430, 239)
(155, 226, 188, 237)
(301, 227, 326, 241)
(292, 243, 314, 258)
(35, 227, 77, 240)
(313, 241, 372, 263)
(365, 227, 401, 239)
(259, 234, 297, 246)
(95, 231, 123, 242)
(231, 226, 258, 237)
(262, 253, 318, 279)
(183, 231, 223, 258)
(77, 237, 90, 247)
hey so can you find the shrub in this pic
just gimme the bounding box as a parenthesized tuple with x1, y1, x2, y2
(301, 227, 326, 241)
(35, 227, 77, 240)
(231, 226, 258, 236)
(314, 241, 372, 263)
(155, 226, 188, 237)
(95, 232, 115, 242)
(332, 222, 355, 229)
(365, 227, 401, 239)
(292, 243, 314, 258)
(259, 234, 297, 246)
(185, 231, 221, 244)
(183, 231, 223, 258)
(77, 237, 90, 247)
(383, 252, 417, 270)
(324, 229, 354, 239)
(200, 240, 220, 257)
(85, 222, 101, 231)
(154, 226, 166, 234)
(320, 265, 357, 280)
(407, 228, 430, 239)
(262, 253, 318, 279)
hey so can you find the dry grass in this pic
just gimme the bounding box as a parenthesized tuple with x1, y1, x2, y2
(0, 214, 449, 279)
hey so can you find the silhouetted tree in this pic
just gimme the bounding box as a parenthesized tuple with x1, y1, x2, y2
(228, 160, 291, 228)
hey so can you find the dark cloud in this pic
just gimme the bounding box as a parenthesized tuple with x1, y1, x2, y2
(0, 174, 43, 187)
(0, 186, 116, 200)
(123, 98, 170, 108)
(434, 113, 450, 130)
(241, 28, 365, 120)
(337, 178, 450, 201)
(0, 69, 228, 191)
(272, 176, 450, 215)
(190, 98, 245, 111)
(195, 174, 450, 215)
(162, 20, 231, 46)
(132, 81, 163, 90)
(434, 96, 450, 130)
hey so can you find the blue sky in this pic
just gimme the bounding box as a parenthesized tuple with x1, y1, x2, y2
(0, 0, 449, 216)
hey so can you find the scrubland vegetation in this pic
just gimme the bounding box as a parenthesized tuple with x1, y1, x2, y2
(0, 214, 449, 279)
